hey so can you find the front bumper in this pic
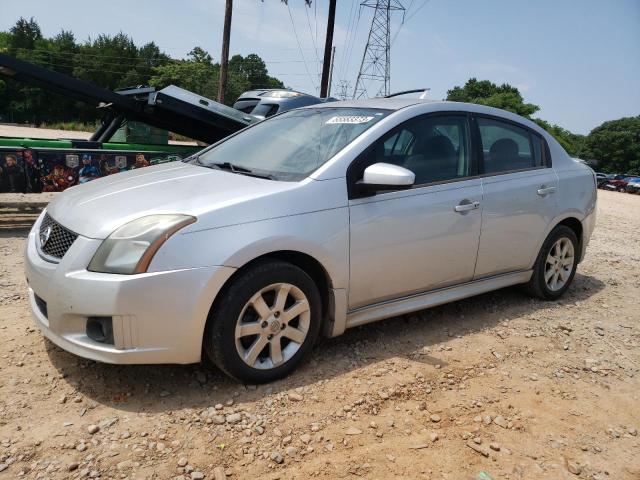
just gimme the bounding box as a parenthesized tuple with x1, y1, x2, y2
(25, 219, 235, 364)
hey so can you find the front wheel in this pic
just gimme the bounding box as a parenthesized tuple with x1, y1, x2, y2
(524, 225, 579, 300)
(204, 260, 321, 383)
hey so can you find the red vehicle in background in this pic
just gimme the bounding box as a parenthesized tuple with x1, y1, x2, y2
(604, 174, 633, 192)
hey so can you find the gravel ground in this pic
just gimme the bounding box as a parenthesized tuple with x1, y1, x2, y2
(0, 190, 638, 480)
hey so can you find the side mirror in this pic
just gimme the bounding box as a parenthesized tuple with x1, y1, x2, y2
(357, 162, 415, 195)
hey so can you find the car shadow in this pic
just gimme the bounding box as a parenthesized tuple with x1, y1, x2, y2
(43, 271, 605, 413)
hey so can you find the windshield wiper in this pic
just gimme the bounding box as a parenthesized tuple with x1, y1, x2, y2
(213, 162, 252, 173)
(185, 153, 203, 165)
(212, 162, 274, 180)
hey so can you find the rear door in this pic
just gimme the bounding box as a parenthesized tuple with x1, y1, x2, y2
(473, 115, 558, 278)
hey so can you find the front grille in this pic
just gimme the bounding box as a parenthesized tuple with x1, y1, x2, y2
(39, 213, 78, 259)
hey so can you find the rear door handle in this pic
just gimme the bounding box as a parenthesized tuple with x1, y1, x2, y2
(537, 186, 556, 196)
(454, 201, 480, 213)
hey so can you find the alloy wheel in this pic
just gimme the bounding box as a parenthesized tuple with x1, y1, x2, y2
(544, 237, 575, 291)
(235, 283, 310, 370)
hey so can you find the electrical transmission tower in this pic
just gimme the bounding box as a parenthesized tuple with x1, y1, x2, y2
(336, 80, 351, 100)
(353, 0, 405, 99)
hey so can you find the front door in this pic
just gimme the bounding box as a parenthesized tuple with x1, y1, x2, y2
(347, 114, 483, 309)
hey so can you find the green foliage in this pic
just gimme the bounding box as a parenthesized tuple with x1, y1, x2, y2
(585, 116, 640, 174)
(532, 119, 587, 158)
(446, 78, 539, 117)
(448, 78, 640, 171)
(8, 17, 42, 52)
(149, 49, 284, 105)
(447, 78, 592, 156)
(0, 32, 11, 51)
(149, 47, 219, 99)
(0, 17, 284, 125)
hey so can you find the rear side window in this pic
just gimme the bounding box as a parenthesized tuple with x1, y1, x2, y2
(478, 118, 543, 174)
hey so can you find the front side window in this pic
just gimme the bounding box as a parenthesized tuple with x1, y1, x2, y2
(195, 107, 389, 181)
(478, 118, 543, 174)
(358, 115, 471, 186)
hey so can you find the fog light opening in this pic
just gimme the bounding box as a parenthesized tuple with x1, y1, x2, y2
(86, 317, 114, 345)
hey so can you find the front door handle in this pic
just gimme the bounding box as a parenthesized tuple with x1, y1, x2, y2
(454, 201, 480, 213)
(537, 186, 556, 196)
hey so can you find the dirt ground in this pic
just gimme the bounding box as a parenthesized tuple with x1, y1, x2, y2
(0, 190, 638, 480)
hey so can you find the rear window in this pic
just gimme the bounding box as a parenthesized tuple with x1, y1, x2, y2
(233, 99, 260, 113)
(251, 103, 279, 118)
(478, 118, 544, 174)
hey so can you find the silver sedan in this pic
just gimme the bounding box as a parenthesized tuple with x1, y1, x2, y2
(25, 99, 597, 383)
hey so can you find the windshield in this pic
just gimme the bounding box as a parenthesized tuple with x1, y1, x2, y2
(195, 107, 389, 180)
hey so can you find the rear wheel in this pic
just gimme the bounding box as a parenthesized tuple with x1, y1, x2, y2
(524, 225, 578, 300)
(204, 260, 321, 383)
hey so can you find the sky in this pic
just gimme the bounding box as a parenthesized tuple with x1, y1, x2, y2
(1, 0, 639, 134)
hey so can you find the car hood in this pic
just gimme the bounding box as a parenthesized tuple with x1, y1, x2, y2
(46, 162, 302, 239)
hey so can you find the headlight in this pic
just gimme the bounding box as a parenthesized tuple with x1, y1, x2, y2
(88, 214, 196, 274)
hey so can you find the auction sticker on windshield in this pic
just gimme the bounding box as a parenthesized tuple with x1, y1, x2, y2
(326, 116, 375, 125)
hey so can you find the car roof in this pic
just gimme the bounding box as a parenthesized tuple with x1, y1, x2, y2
(302, 98, 552, 139)
(304, 97, 434, 111)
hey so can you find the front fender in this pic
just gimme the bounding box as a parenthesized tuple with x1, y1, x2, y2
(150, 207, 350, 289)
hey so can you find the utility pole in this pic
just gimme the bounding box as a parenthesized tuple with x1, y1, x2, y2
(218, 0, 233, 104)
(320, 0, 337, 98)
(353, 0, 404, 99)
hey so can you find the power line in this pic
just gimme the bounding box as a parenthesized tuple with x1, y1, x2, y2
(337, 0, 357, 82)
(286, 2, 318, 92)
(11, 48, 321, 70)
(12, 48, 321, 65)
(304, 3, 322, 80)
(391, 0, 430, 46)
(12, 47, 166, 62)
(342, 4, 363, 87)
(405, 0, 430, 23)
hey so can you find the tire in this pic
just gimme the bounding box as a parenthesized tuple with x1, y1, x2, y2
(204, 259, 321, 383)
(524, 225, 579, 300)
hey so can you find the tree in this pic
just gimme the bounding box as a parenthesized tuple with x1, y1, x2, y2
(447, 78, 539, 117)
(8, 17, 41, 53)
(532, 119, 587, 158)
(229, 53, 283, 89)
(149, 47, 219, 99)
(0, 17, 288, 121)
(149, 51, 284, 106)
(0, 32, 11, 51)
(585, 116, 640, 174)
(446, 78, 593, 156)
(189, 46, 213, 64)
